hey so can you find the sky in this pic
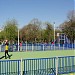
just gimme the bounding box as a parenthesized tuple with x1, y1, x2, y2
(0, 0, 74, 29)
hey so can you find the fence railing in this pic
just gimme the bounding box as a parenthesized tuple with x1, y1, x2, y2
(0, 56, 75, 75)
(0, 60, 21, 75)
(0, 43, 75, 52)
(23, 57, 56, 75)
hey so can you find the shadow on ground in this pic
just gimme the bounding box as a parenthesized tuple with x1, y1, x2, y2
(0, 54, 12, 59)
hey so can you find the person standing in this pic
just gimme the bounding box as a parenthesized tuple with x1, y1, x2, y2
(5, 40, 10, 59)
(20, 42, 22, 51)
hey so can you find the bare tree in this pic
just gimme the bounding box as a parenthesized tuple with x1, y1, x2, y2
(60, 10, 75, 43)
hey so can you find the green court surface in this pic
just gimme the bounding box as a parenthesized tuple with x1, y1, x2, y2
(0, 50, 75, 60)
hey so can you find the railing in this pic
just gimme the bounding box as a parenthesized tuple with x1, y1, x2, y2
(0, 60, 21, 75)
(58, 56, 75, 74)
(0, 43, 75, 52)
(0, 56, 75, 75)
(23, 57, 56, 75)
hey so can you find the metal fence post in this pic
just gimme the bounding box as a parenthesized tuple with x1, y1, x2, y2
(59, 44, 60, 50)
(26, 42, 27, 52)
(32, 43, 34, 51)
(63, 44, 64, 50)
(18, 60, 20, 75)
(43, 44, 44, 51)
(72, 43, 73, 50)
(56, 57, 58, 75)
(0, 45, 1, 52)
(21, 58, 22, 75)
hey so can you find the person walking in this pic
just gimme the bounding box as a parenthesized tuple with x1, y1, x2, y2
(5, 40, 10, 59)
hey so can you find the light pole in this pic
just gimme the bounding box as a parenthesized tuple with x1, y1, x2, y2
(74, 29, 75, 48)
(54, 22, 55, 50)
(18, 28, 19, 51)
(73, 28, 75, 49)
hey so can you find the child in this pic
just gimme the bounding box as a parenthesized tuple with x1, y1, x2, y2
(5, 40, 10, 59)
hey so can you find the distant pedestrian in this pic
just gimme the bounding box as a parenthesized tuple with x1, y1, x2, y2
(5, 40, 10, 59)
(52, 41, 54, 45)
(20, 42, 22, 51)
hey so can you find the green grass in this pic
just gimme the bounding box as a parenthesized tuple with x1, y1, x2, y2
(0, 50, 74, 60)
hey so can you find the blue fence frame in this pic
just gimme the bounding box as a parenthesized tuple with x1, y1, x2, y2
(0, 43, 75, 52)
(58, 56, 75, 74)
(0, 56, 75, 75)
(0, 60, 21, 75)
(23, 57, 56, 75)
